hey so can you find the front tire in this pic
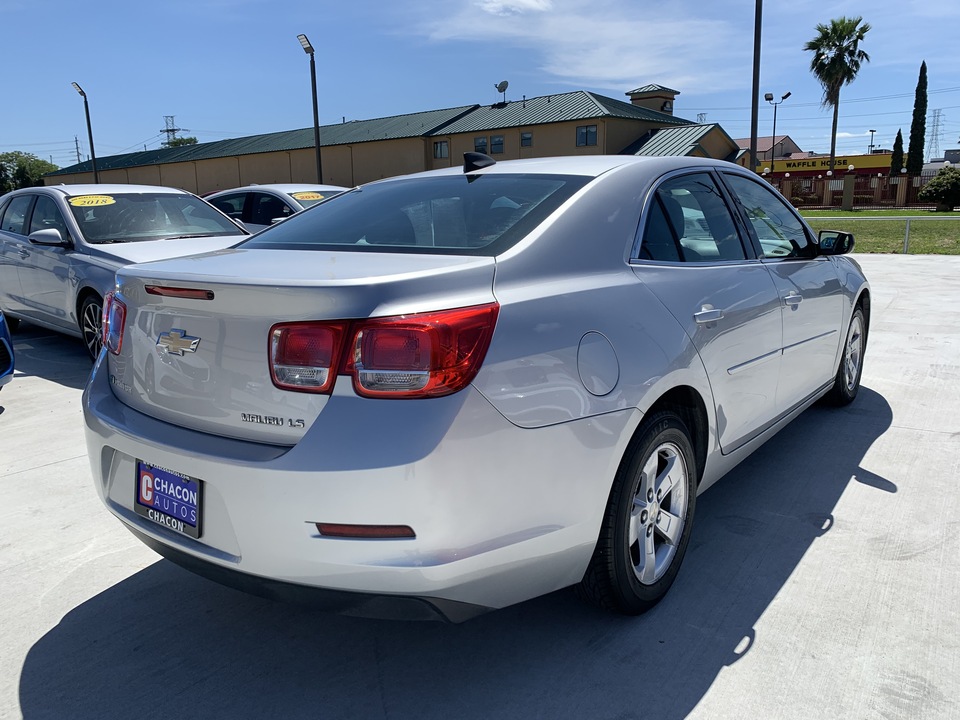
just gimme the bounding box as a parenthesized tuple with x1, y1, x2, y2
(1, 311, 19, 333)
(80, 295, 103, 361)
(578, 410, 697, 615)
(826, 305, 865, 406)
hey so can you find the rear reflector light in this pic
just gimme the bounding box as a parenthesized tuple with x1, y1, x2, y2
(270, 322, 347, 393)
(145, 286, 215, 300)
(315, 523, 416, 539)
(102, 292, 126, 356)
(269, 303, 499, 399)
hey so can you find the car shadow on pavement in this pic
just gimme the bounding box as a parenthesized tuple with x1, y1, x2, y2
(9, 323, 92, 390)
(18, 388, 893, 720)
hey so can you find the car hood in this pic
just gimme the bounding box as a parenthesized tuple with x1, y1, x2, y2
(85, 236, 243, 266)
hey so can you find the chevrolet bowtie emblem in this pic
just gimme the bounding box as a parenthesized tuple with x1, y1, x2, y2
(156, 329, 200, 356)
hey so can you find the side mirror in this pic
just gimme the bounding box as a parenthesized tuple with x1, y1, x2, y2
(818, 230, 855, 256)
(28, 228, 71, 248)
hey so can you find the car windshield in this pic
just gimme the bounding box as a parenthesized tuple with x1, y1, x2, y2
(66, 192, 246, 244)
(242, 174, 589, 255)
(286, 189, 345, 208)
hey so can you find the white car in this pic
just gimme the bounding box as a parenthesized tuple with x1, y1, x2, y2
(0, 184, 248, 358)
(205, 184, 348, 233)
(83, 154, 868, 621)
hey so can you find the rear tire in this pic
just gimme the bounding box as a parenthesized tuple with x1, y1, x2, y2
(826, 305, 865, 406)
(577, 410, 697, 615)
(80, 295, 103, 361)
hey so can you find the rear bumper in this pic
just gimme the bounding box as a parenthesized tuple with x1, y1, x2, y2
(83, 354, 637, 616)
(129, 525, 489, 623)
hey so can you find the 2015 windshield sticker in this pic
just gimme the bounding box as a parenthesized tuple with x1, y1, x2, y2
(68, 195, 116, 207)
(290, 191, 325, 201)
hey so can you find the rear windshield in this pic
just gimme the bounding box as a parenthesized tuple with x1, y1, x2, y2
(67, 192, 247, 244)
(241, 174, 589, 255)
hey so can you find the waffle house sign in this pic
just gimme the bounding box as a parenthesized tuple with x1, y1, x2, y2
(760, 153, 892, 174)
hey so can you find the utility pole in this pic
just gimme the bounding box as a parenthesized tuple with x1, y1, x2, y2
(74, 136, 82, 164)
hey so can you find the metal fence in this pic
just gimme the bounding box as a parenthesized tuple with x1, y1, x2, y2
(804, 215, 960, 254)
(767, 171, 940, 210)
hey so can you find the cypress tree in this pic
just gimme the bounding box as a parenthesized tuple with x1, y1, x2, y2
(890, 129, 905, 176)
(906, 61, 927, 173)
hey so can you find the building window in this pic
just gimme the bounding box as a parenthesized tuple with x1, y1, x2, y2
(576, 125, 597, 147)
(433, 141, 449, 159)
(474, 136, 488, 153)
(490, 135, 504, 154)
(520, 132, 533, 147)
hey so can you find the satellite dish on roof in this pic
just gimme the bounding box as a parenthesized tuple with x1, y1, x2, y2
(495, 80, 509, 93)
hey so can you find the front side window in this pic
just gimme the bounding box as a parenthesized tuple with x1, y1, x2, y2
(29, 195, 70, 240)
(250, 193, 293, 226)
(433, 141, 449, 159)
(474, 136, 488, 154)
(723, 173, 814, 259)
(242, 174, 589, 257)
(208, 193, 246, 219)
(576, 125, 597, 147)
(1, 195, 34, 235)
(639, 173, 745, 263)
(490, 135, 504, 154)
(66, 192, 246, 243)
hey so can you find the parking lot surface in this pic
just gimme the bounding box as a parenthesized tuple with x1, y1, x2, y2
(1, 254, 958, 720)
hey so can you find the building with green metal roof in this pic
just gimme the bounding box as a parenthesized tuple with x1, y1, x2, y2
(46, 86, 740, 193)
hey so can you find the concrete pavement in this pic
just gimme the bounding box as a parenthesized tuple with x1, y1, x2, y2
(1, 254, 957, 720)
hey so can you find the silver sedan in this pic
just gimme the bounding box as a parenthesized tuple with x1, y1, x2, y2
(0, 184, 248, 359)
(83, 155, 868, 621)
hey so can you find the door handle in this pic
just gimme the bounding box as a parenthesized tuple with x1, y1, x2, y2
(783, 293, 803, 307)
(694, 306, 724, 325)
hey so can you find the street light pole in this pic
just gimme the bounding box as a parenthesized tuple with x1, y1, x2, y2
(71, 82, 99, 183)
(764, 91, 791, 174)
(297, 34, 323, 183)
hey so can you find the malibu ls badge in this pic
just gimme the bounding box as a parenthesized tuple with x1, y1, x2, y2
(157, 329, 200, 356)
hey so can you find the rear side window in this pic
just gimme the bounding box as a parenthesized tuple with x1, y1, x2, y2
(242, 174, 589, 256)
(639, 173, 745, 262)
(723, 173, 814, 259)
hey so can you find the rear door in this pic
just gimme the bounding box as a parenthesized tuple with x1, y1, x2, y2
(720, 172, 843, 412)
(0, 195, 36, 316)
(631, 171, 783, 453)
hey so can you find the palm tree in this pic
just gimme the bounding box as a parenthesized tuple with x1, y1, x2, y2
(804, 16, 871, 172)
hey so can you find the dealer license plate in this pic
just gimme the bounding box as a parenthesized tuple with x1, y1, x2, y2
(134, 461, 202, 539)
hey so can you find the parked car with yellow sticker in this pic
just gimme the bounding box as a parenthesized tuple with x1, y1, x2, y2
(206, 183, 348, 233)
(0, 185, 248, 359)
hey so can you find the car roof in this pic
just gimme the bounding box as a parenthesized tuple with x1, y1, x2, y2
(206, 183, 348, 197)
(38, 184, 194, 197)
(381, 154, 745, 182)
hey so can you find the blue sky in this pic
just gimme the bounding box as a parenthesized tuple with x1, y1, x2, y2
(4, 0, 958, 168)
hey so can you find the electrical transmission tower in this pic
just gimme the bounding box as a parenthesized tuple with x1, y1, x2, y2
(697, 113, 707, 123)
(929, 108, 942, 160)
(161, 115, 189, 146)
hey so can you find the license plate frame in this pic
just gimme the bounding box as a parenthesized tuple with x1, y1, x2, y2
(134, 461, 203, 539)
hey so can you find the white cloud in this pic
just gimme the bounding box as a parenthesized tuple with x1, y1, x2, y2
(476, 0, 553, 15)
(418, 0, 748, 95)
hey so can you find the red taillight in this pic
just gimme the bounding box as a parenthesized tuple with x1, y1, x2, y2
(102, 292, 126, 356)
(270, 322, 348, 393)
(350, 304, 500, 398)
(268, 303, 499, 398)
